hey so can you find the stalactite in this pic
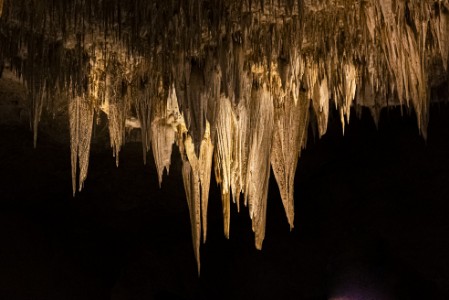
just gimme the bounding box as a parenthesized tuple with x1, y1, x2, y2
(434, 1, 449, 71)
(214, 96, 235, 238)
(27, 82, 45, 148)
(135, 81, 152, 165)
(69, 95, 94, 195)
(271, 62, 309, 229)
(151, 84, 176, 186)
(199, 127, 215, 245)
(230, 101, 250, 212)
(339, 62, 357, 135)
(311, 74, 329, 138)
(180, 121, 214, 274)
(246, 83, 274, 250)
(373, 0, 431, 137)
(304, 59, 329, 137)
(180, 148, 201, 274)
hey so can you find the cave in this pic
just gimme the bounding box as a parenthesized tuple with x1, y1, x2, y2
(1, 1, 449, 299)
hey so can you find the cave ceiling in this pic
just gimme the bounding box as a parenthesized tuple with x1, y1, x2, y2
(1, 0, 448, 273)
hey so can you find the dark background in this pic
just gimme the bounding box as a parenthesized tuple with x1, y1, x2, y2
(1, 104, 449, 299)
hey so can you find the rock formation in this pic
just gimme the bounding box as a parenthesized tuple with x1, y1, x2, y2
(1, 0, 448, 273)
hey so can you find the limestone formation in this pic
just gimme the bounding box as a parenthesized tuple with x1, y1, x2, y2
(1, 0, 448, 272)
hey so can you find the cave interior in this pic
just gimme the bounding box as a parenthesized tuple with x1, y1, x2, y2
(1, 0, 449, 299)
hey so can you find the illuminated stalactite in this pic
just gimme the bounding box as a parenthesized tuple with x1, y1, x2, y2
(247, 83, 274, 249)
(151, 84, 176, 187)
(1, 0, 449, 272)
(271, 86, 310, 230)
(180, 122, 214, 274)
(69, 95, 94, 195)
(214, 96, 235, 238)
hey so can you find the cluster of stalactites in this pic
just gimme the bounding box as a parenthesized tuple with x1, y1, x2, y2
(2, 0, 449, 273)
